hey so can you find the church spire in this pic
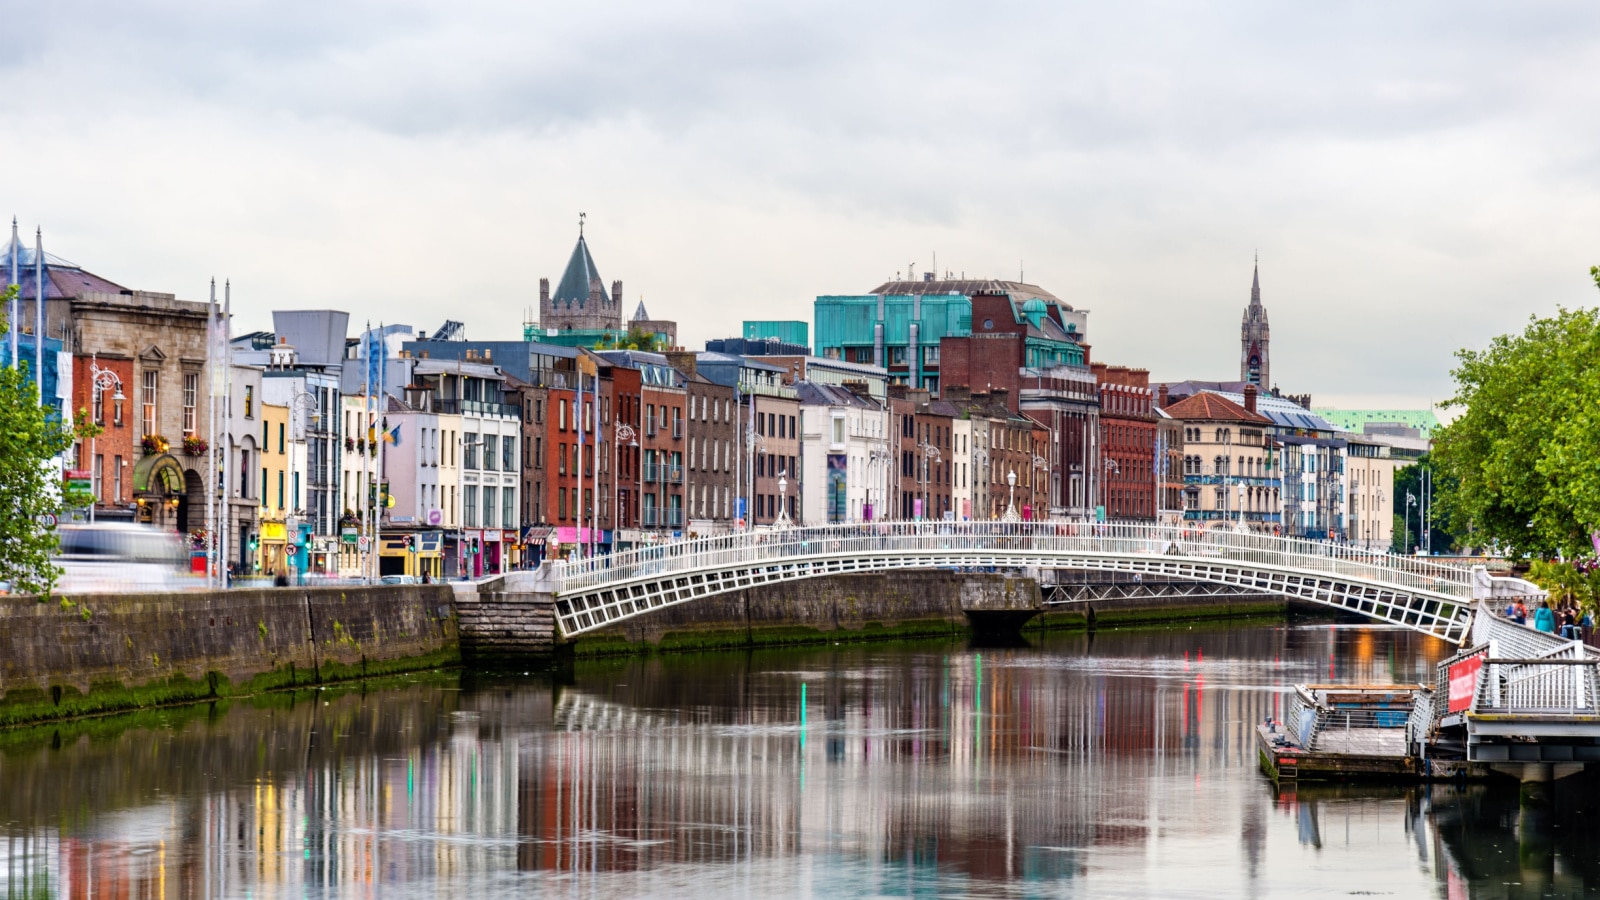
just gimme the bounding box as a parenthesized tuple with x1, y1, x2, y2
(1250, 253, 1261, 307)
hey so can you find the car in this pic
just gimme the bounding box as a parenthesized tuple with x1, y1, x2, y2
(379, 574, 419, 585)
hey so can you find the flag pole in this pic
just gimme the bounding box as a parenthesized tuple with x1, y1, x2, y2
(206, 279, 218, 588)
(34, 227, 44, 407)
(8, 217, 17, 367)
(222, 280, 232, 584)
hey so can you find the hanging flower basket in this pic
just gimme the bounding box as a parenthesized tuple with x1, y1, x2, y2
(345, 437, 356, 452)
(182, 435, 208, 455)
(141, 435, 170, 455)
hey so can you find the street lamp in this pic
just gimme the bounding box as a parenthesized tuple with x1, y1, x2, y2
(1003, 469, 1020, 522)
(86, 355, 125, 523)
(615, 422, 638, 532)
(1031, 454, 1048, 521)
(1235, 480, 1248, 533)
(918, 441, 941, 520)
(1405, 491, 1418, 554)
(1101, 455, 1120, 518)
(775, 470, 792, 528)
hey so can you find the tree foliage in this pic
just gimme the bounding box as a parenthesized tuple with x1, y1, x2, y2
(0, 285, 95, 595)
(1432, 269, 1600, 557)
(595, 327, 664, 352)
(1388, 453, 1463, 553)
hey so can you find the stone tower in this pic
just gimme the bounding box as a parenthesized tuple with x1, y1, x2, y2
(538, 227, 622, 332)
(1240, 260, 1270, 389)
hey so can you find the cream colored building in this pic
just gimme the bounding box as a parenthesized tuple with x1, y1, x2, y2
(1165, 391, 1279, 531)
(1342, 433, 1411, 552)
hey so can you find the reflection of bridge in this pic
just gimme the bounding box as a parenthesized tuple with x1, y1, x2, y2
(548, 523, 1497, 641)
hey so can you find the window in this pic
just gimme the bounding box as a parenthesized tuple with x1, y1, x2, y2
(182, 372, 198, 435)
(503, 488, 515, 529)
(277, 470, 284, 509)
(559, 487, 568, 519)
(482, 487, 497, 528)
(463, 485, 478, 527)
(464, 433, 479, 469)
(559, 399, 567, 431)
(244, 385, 254, 418)
(482, 434, 498, 471)
(503, 436, 515, 471)
(141, 371, 158, 436)
(278, 423, 285, 454)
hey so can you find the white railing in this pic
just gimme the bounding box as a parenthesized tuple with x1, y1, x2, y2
(551, 521, 1475, 597)
(1474, 658, 1600, 715)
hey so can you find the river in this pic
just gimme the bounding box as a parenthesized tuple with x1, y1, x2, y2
(3, 620, 1600, 898)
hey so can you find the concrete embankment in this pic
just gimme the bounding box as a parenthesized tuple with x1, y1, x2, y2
(0, 586, 458, 727)
(562, 572, 1287, 657)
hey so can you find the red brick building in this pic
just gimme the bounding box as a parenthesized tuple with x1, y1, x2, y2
(1093, 363, 1156, 521)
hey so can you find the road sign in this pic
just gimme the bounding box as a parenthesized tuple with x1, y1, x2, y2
(35, 513, 57, 527)
(358, 536, 370, 551)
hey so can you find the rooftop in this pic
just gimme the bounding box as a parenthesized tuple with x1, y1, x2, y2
(1162, 391, 1273, 426)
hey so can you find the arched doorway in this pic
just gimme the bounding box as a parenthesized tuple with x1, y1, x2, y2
(132, 452, 186, 530)
(181, 469, 204, 534)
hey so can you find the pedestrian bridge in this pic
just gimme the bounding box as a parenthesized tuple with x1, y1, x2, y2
(548, 522, 1528, 641)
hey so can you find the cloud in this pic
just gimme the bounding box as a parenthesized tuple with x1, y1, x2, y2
(2, 0, 1599, 405)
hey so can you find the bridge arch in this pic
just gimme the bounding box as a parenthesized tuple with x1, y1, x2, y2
(550, 523, 1479, 642)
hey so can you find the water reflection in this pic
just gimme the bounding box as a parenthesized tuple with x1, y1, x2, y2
(5, 621, 1592, 897)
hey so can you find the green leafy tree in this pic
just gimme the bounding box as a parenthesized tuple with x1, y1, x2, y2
(1388, 453, 1464, 553)
(595, 327, 664, 352)
(0, 285, 96, 595)
(1432, 268, 1600, 557)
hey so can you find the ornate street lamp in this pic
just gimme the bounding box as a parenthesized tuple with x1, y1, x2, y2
(615, 422, 638, 530)
(775, 470, 792, 529)
(1003, 469, 1020, 523)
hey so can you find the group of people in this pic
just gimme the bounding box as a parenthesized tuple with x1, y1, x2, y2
(1504, 598, 1593, 641)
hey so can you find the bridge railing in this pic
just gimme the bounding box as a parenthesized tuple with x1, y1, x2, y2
(1473, 658, 1600, 716)
(551, 521, 1474, 597)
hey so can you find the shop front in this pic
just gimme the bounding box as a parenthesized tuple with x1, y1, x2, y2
(259, 519, 287, 576)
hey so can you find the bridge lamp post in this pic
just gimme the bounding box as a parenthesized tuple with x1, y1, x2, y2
(86, 356, 125, 524)
(775, 470, 792, 529)
(1003, 469, 1020, 523)
(614, 423, 637, 532)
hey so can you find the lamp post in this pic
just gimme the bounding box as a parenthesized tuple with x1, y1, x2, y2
(1031, 454, 1047, 521)
(1003, 469, 1019, 522)
(615, 422, 638, 534)
(1235, 480, 1248, 533)
(86, 356, 125, 524)
(1101, 456, 1120, 519)
(918, 441, 941, 521)
(775, 470, 792, 528)
(1405, 491, 1417, 554)
(744, 423, 765, 529)
(971, 447, 989, 521)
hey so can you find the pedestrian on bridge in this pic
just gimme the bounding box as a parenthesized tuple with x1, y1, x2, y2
(1533, 599, 1557, 633)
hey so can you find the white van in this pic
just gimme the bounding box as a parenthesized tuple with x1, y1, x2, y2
(55, 523, 195, 593)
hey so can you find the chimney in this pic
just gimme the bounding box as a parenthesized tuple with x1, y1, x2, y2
(1244, 383, 1257, 414)
(612, 280, 623, 309)
(665, 350, 697, 378)
(539, 278, 549, 307)
(943, 384, 972, 404)
(843, 380, 873, 400)
(1158, 384, 1169, 409)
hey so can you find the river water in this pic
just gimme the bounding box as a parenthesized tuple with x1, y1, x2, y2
(3, 621, 1600, 899)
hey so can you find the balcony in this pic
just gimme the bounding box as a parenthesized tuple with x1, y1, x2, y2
(672, 419, 683, 439)
(666, 464, 684, 483)
(431, 398, 521, 419)
(665, 508, 683, 527)
(641, 507, 684, 528)
(643, 462, 660, 483)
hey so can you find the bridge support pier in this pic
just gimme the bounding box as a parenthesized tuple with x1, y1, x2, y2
(960, 577, 1041, 637)
(454, 571, 560, 665)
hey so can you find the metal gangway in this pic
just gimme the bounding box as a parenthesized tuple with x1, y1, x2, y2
(547, 522, 1504, 640)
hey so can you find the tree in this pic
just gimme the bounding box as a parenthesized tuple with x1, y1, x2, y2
(0, 285, 94, 595)
(1388, 453, 1464, 553)
(1431, 268, 1600, 557)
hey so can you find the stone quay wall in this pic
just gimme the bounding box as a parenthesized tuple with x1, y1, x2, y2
(0, 586, 458, 726)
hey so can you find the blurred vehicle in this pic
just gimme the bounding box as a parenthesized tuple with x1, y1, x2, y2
(379, 574, 419, 585)
(54, 523, 196, 594)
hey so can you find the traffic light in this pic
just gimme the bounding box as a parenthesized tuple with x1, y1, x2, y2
(407, 533, 420, 552)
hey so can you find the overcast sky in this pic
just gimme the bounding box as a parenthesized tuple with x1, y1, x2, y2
(4, 1, 1598, 410)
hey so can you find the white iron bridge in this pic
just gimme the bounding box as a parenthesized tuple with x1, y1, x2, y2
(549, 522, 1513, 641)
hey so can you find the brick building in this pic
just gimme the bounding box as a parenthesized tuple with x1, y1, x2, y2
(1093, 363, 1156, 521)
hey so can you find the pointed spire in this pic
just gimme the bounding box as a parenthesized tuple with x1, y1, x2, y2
(1250, 255, 1261, 307)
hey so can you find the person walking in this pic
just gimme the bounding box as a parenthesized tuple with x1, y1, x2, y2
(1533, 600, 1557, 633)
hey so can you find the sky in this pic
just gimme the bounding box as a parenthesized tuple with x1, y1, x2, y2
(3, 1, 1599, 411)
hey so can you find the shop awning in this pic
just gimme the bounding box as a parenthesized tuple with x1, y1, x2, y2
(132, 452, 185, 494)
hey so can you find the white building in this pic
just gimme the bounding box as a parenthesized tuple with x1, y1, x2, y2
(796, 382, 890, 525)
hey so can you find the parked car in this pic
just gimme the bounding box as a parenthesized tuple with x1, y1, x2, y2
(379, 574, 419, 585)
